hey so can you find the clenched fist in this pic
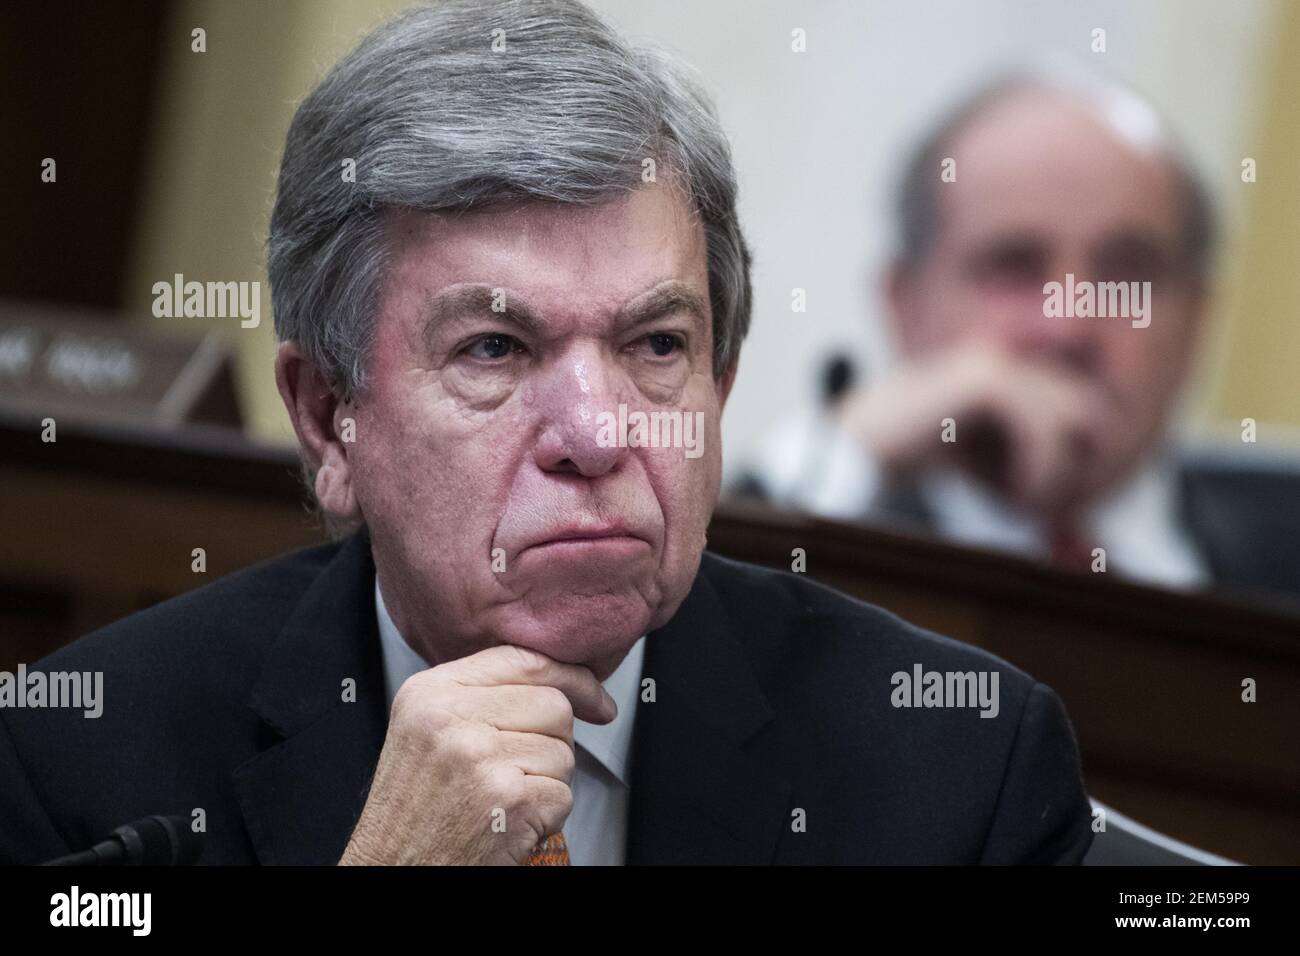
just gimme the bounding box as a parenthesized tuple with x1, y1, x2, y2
(836, 345, 1124, 515)
(338, 644, 617, 865)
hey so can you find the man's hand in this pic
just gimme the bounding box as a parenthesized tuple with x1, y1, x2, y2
(338, 644, 617, 865)
(836, 345, 1123, 515)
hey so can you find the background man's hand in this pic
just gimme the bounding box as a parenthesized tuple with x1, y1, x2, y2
(338, 644, 616, 865)
(835, 345, 1123, 515)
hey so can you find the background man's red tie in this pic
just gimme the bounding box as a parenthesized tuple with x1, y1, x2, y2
(1048, 522, 1096, 572)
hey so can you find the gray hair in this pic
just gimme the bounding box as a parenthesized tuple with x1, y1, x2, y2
(894, 65, 1217, 277)
(268, 0, 751, 405)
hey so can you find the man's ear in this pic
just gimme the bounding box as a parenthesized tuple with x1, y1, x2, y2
(717, 359, 739, 411)
(275, 341, 360, 521)
(1183, 274, 1211, 356)
(885, 260, 923, 357)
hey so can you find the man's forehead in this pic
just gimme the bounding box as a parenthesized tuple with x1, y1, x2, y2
(951, 89, 1164, 162)
(935, 176, 1179, 262)
(383, 186, 709, 317)
(386, 185, 703, 260)
(940, 93, 1183, 235)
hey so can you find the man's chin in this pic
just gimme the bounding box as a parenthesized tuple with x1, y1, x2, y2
(493, 591, 656, 677)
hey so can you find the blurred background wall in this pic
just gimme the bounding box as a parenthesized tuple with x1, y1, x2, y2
(5, 0, 1298, 476)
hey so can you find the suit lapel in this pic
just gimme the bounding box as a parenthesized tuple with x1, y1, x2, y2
(626, 557, 793, 864)
(233, 531, 388, 865)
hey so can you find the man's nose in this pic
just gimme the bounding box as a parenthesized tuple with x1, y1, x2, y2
(1008, 259, 1104, 375)
(531, 350, 627, 478)
(1009, 308, 1103, 375)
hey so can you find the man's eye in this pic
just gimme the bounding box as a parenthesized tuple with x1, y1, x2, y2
(982, 254, 1044, 285)
(643, 333, 683, 358)
(464, 333, 521, 361)
(968, 244, 1048, 288)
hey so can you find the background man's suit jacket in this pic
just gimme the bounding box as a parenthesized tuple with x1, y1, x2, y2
(0, 531, 1094, 865)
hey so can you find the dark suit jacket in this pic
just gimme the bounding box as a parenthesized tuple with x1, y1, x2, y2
(1176, 452, 1300, 605)
(0, 531, 1093, 865)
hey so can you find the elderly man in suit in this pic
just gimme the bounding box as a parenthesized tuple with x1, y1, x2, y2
(744, 69, 1300, 607)
(0, 0, 1093, 865)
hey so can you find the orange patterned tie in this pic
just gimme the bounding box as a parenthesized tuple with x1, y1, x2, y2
(524, 831, 570, 866)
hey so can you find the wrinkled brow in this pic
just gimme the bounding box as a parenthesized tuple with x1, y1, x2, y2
(423, 285, 542, 340)
(614, 281, 710, 334)
(422, 279, 708, 345)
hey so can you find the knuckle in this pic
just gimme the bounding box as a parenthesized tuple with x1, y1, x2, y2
(505, 645, 550, 678)
(545, 781, 574, 818)
(392, 675, 457, 726)
(416, 701, 461, 739)
(487, 765, 527, 806)
(445, 724, 491, 764)
(390, 677, 425, 721)
(536, 683, 572, 716)
(555, 740, 576, 776)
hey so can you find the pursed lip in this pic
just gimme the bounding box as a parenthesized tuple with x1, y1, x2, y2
(520, 525, 648, 553)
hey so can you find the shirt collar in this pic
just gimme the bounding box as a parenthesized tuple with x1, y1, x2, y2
(919, 456, 1208, 587)
(374, 576, 643, 786)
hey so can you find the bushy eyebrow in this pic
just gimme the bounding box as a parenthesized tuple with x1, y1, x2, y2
(423, 286, 542, 344)
(615, 281, 710, 335)
(962, 232, 1050, 269)
(422, 279, 709, 345)
(1091, 230, 1178, 272)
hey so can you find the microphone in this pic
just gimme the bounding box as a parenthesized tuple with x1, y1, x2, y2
(40, 815, 205, 866)
(822, 352, 856, 406)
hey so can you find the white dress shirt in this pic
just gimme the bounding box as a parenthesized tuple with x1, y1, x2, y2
(374, 577, 644, 865)
(749, 408, 1211, 589)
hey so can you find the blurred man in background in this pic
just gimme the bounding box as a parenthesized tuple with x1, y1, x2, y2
(743, 68, 1300, 602)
